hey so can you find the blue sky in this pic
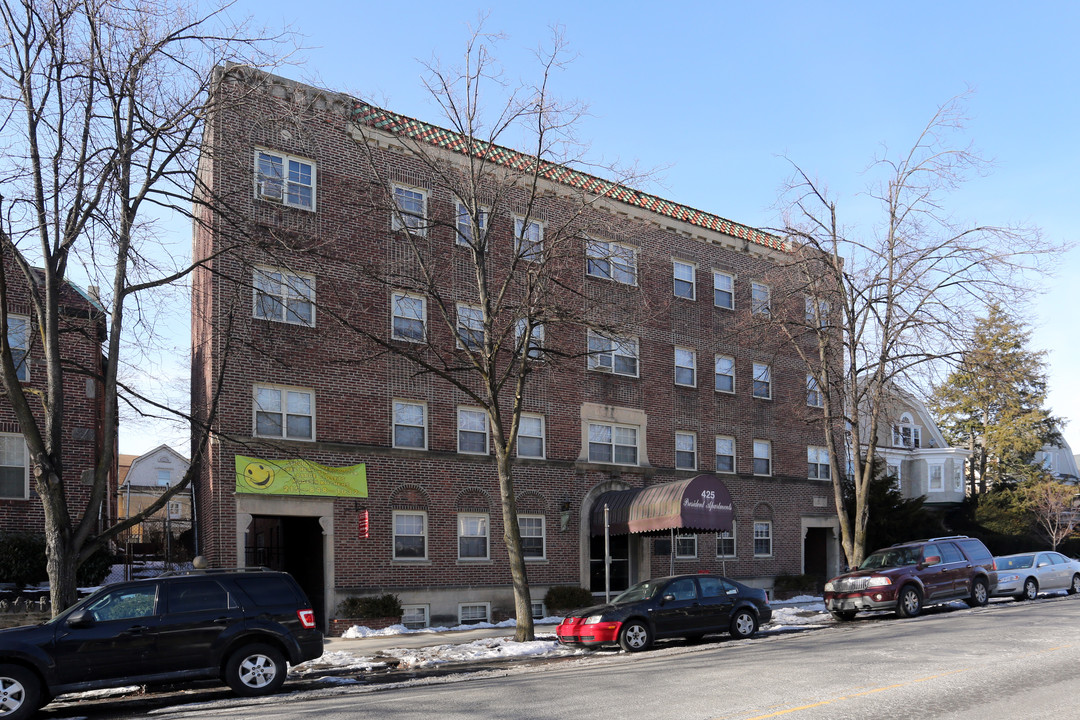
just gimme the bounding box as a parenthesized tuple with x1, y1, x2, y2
(131, 1, 1079, 454)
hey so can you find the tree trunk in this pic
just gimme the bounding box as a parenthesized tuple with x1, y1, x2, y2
(42, 497, 79, 613)
(494, 453, 534, 641)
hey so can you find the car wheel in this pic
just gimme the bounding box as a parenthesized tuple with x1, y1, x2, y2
(224, 643, 287, 697)
(896, 585, 922, 618)
(729, 609, 759, 639)
(1069, 574, 1080, 595)
(966, 578, 990, 607)
(1015, 577, 1038, 602)
(618, 620, 652, 652)
(829, 609, 857, 622)
(0, 664, 42, 720)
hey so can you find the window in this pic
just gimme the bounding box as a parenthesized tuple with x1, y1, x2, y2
(517, 414, 545, 459)
(806, 296, 829, 325)
(715, 436, 736, 473)
(752, 363, 771, 399)
(713, 271, 734, 309)
(0, 434, 28, 500)
(458, 513, 489, 560)
(675, 533, 698, 558)
(753, 439, 772, 476)
(714, 355, 735, 393)
(455, 201, 487, 246)
(675, 432, 697, 470)
(588, 332, 638, 377)
(391, 292, 426, 342)
(673, 260, 696, 299)
(808, 446, 830, 480)
(892, 414, 922, 448)
(586, 239, 637, 284)
(716, 523, 737, 558)
(254, 385, 313, 440)
(751, 282, 771, 315)
(514, 217, 543, 261)
(253, 268, 315, 326)
(515, 319, 544, 360)
(86, 585, 158, 621)
(588, 422, 639, 465)
(157, 470, 170, 487)
(531, 602, 546, 619)
(402, 605, 429, 629)
(674, 347, 697, 387)
(807, 375, 824, 408)
(393, 400, 427, 450)
(753, 521, 772, 557)
(887, 462, 902, 491)
(8, 315, 29, 381)
(456, 304, 485, 351)
(393, 511, 427, 560)
(953, 462, 964, 492)
(459, 603, 490, 625)
(457, 407, 488, 454)
(929, 463, 944, 492)
(168, 501, 182, 518)
(255, 149, 315, 210)
(519, 515, 546, 559)
(391, 184, 427, 233)
(167, 580, 229, 614)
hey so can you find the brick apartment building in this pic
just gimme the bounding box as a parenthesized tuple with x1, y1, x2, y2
(193, 67, 842, 630)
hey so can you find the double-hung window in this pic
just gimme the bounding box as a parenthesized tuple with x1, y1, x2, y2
(673, 260, 696, 299)
(255, 149, 315, 210)
(519, 515, 546, 559)
(675, 432, 697, 470)
(806, 296, 830, 325)
(715, 355, 735, 393)
(515, 217, 544, 261)
(391, 293, 426, 342)
(674, 347, 697, 387)
(457, 407, 488, 454)
(455, 201, 487, 246)
(458, 513, 489, 560)
(715, 436, 736, 473)
(716, 523, 737, 558)
(676, 534, 698, 558)
(588, 422, 638, 465)
(713, 271, 734, 309)
(753, 439, 772, 476)
(588, 332, 638, 376)
(892, 416, 922, 449)
(515, 319, 544, 360)
(517, 414, 545, 459)
(929, 464, 945, 491)
(953, 462, 964, 492)
(808, 446, 830, 480)
(0, 433, 28, 500)
(393, 400, 427, 450)
(751, 282, 771, 315)
(586, 239, 637, 284)
(7, 314, 29, 381)
(253, 268, 315, 326)
(753, 521, 772, 557)
(393, 511, 427, 560)
(752, 363, 772, 399)
(807, 374, 824, 407)
(456, 304, 485, 351)
(392, 185, 427, 233)
(254, 385, 313, 440)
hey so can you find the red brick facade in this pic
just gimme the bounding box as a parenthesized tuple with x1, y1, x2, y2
(192, 69, 841, 629)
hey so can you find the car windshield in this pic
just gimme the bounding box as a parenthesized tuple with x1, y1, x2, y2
(859, 547, 921, 569)
(613, 580, 661, 604)
(997, 555, 1034, 570)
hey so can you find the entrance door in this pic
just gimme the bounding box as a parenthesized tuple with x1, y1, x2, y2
(245, 515, 326, 631)
(804, 527, 829, 590)
(589, 533, 630, 594)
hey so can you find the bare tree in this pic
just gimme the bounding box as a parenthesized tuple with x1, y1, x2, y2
(1022, 479, 1079, 551)
(773, 96, 1059, 567)
(0, 0, 286, 612)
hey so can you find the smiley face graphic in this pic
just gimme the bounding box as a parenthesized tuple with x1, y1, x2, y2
(242, 461, 275, 491)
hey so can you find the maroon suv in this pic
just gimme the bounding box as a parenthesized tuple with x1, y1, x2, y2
(824, 536, 997, 620)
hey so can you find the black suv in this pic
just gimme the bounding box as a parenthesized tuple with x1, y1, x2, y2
(824, 536, 998, 621)
(0, 568, 323, 719)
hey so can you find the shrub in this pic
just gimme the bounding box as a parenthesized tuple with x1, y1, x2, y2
(76, 543, 116, 586)
(773, 573, 818, 594)
(337, 593, 402, 618)
(0, 533, 48, 587)
(544, 585, 594, 614)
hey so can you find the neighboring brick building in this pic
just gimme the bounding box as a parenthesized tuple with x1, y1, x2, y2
(192, 67, 841, 630)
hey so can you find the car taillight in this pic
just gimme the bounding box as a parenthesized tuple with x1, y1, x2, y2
(297, 609, 316, 629)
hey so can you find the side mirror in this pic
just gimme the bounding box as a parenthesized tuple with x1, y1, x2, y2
(67, 609, 95, 628)
(662, 593, 676, 604)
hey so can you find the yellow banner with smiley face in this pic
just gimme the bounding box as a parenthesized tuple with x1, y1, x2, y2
(235, 455, 368, 497)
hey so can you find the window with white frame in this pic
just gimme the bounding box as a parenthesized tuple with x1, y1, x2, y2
(391, 184, 427, 233)
(807, 374, 824, 408)
(393, 400, 427, 450)
(531, 602, 546, 619)
(806, 296, 830, 325)
(892, 413, 922, 448)
(588, 422, 639, 465)
(455, 201, 487, 246)
(715, 435, 736, 473)
(751, 282, 771, 315)
(929, 463, 944, 491)
(457, 407, 488, 454)
(673, 260, 696, 299)
(515, 319, 544, 360)
(255, 149, 315, 210)
(588, 332, 638, 376)
(808, 446, 830, 480)
(393, 510, 427, 560)
(586, 239, 637, 284)
(514, 217, 543, 261)
(675, 533, 698, 558)
(8, 314, 29, 382)
(887, 462, 902, 491)
(0, 434, 28, 500)
(168, 501, 182, 518)
(753, 521, 772, 557)
(953, 462, 964, 492)
(458, 513, 489, 560)
(753, 439, 772, 476)
(459, 603, 490, 625)
(402, 605, 429, 629)
(253, 268, 315, 326)
(519, 515, 546, 559)
(254, 385, 314, 440)
(716, 523, 737, 558)
(713, 270, 734, 309)
(674, 347, 697, 386)
(391, 292, 426, 342)
(715, 355, 735, 393)
(675, 432, 697, 470)
(752, 363, 772, 399)
(517, 414, 545, 459)
(456, 304, 485, 351)
(156, 470, 170, 487)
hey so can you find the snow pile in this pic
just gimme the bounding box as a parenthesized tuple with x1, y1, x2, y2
(341, 616, 565, 639)
(767, 599, 830, 628)
(390, 637, 581, 669)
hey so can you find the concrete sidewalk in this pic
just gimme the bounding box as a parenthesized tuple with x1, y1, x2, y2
(322, 623, 561, 656)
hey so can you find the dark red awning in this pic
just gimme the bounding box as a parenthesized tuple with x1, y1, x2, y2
(589, 474, 734, 536)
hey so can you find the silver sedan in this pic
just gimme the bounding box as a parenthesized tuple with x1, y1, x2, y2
(993, 551, 1080, 601)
